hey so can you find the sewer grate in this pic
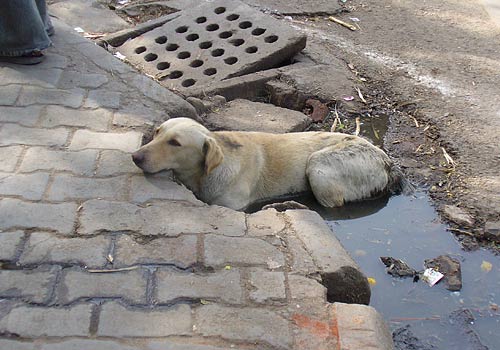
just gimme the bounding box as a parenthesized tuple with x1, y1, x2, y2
(119, 0, 306, 93)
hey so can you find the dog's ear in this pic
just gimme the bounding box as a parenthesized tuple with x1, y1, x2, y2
(203, 137, 223, 175)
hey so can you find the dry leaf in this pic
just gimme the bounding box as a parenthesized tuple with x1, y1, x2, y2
(367, 277, 377, 286)
(481, 260, 492, 272)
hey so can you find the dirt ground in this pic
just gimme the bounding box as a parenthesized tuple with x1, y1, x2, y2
(288, 0, 500, 250)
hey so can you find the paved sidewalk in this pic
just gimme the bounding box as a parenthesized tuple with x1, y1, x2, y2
(0, 20, 393, 350)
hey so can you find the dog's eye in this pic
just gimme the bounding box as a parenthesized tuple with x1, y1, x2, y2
(167, 139, 181, 147)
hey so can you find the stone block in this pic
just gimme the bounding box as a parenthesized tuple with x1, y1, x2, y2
(19, 232, 109, 268)
(247, 208, 285, 236)
(0, 199, 77, 234)
(59, 71, 109, 89)
(96, 150, 142, 176)
(69, 129, 142, 152)
(146, 340, 238, 350)
(0, 172, 50, 200)
(113, 235, 197, 269)
(113, 105, 162, 128)
(156, 268, 242, 304)
(0, 231, 24, 260)
(79, 200, 245, 237)
(0, 146, 23, 172)
(0, 304, 92, 337)
(196, 304, 291, 348)
(0, 85, 21, 105)
(0, 268, 55, 303)
(0, 339, 37, 350)
(288, 275, 326, 301)
(331, 303, 394, 350)
(40, 339, 141, 350)
(18, 87, 84, 108)
(20, 147, 98, 176)
(204, 234, 284, 268)
(47, 174, 128, 201)
(248, 268, 286, 303)
(287, 234, 317, 275)
(98, 302, 192, 337)
(129, 174, 200, 204)
(41, 106, 111, 131)
(0, 106, 42, 126)
(84, 90, 121, 109)
(0, 66, 62, 88)
(206, 99, 310, 133)
(0, 124, 69, 146)
(57, 268, 147, 304)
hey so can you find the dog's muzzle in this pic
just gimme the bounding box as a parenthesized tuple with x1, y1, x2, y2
(131, 151, 145, 168)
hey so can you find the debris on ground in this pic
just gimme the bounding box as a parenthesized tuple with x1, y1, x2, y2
(305, 99, 329, 122)
(448, 309, 489, 350)
(484, 221, 500, 243)
(262, 201, 309, 212)
(480, 260, 492, 273)
(393, 325, 436, 350)
(421, 268, 445, 287)
(424, 255, 462, 291)
(380, 257, 417, 278)
(328, 16, 357, 31)
(442, 205, 475, 227)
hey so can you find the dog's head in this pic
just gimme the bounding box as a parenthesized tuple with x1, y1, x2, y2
(132, 118, 223, 175)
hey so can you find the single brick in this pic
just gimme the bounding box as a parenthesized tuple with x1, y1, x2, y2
(0, 85, 21, 105)
(288, 275, 326, 301)
(47, 174, 128, 201)
(0, 146, 23, 172)
(17, 87, 84, 108)
(0, 199, 77, 234)
(98, 302, 192, 337)
(0, 268, 55, 303)
(59, 71, 109, 89)
(39, 339, 140, 350)
(287, 234, 317, 275)
(0, 339, 37, 350)
(0, 231, 24, 260)
(85, 90, 121, 109)
(156, 268, 242, 304)
(112, 106, 160, 128)
(247, 209, 286, 237)
(79, 200, 245, 237)
(19, 232, 109, 268)
(204, 234, 284, 268)
(69, 129, 142, 152)
(0, 124, 69, 146)
(96, 150, 142, 176)
(0, 106, 42, 126)
(58, 268, 147, 304)
(41, 106, 111, 131)
(20, 147, 98, 176)
(0, 66, 62, 88)
(0, 172, 50, 200)
(114, 235, 197, 269)
(129, 175, 200, 204)
(248, 268, 286, 303)
(196, 305, 291, 349)
(0, 304, 92, 337)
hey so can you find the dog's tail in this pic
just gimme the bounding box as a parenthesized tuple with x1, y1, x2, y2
(388, 165, 414, 196)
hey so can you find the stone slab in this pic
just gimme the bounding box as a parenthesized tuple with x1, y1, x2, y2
(47, 174, 128, 201)
(85, 90, 121, 109)
(129, 174, 201, 204)
(20, 147, 98, 176)
(0, 66, 62, 88)
(242, 0, 342, 15)
(41, 106, 111, 131)
(17, 87, 85, 108)
(0, 146, 23, 172)
(0, 268, 55, 303)
(39, 339, 141, 350)
(69, 129, 142, 152)
(0, 172, 50, 200)
(0, 124, 69, 147)
(248, 268, 286, 303)
(0, 231, 24, 261)
(58, 71, 109, 89)
(96, 150, 142, 176)
(0, 85, 21, 105)
(206, 99, 311, 133)
(119, 0, 306, 94)
(0, 106, 42, 126)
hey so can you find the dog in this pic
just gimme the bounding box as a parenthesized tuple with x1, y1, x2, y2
(132, 117, 404, 210)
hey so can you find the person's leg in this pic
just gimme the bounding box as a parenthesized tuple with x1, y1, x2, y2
(35, 0, 54, 36)
(0, 0, 52, 61)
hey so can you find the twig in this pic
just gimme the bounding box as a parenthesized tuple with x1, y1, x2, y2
(355, 117, 361, 136)
(330, 104, 341, 132)
(87, 266, 139, 273)
(448, 228, 475, 237)
(441, 147, 456, 167)
(355, 87, 367, 103)
(328, 16, 358, 31)
(411, 116, 420, 128)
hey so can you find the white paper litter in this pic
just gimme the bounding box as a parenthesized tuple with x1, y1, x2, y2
(422, 268, 444, 287)
(114, 52, 126, 60)
(74, 27, 85, 33)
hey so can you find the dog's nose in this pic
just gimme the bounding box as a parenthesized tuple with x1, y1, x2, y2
(132, 152, 145, 167)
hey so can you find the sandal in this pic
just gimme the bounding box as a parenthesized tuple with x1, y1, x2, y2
(0, 51, 45, 65)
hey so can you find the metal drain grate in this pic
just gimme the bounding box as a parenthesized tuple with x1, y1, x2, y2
(119, 0, 306, 93)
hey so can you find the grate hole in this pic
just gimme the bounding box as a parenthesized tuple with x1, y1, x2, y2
(186, 33, 199, 41)
(190, 59, 203, 68)
(239, 21, 252, 29)
(224, 57, 238, 65)
(206, 24, 219, 31)
(157, 62, 170, 70)
(252, 28, 266, 36)
(265, 35, 278, 43)
(135, 46, 146, 54)
(214, 7, 226, 14)
(204, 68, 217, 76)
(169, 71, 183, 79)
(195, 16, 207, 23)
(155, 36, 167, 44)
(177, 51, 191, 59)
(166, 43, 179, 51)
(144, 53, 158, 62)
(199, 41, 212, 49)
(226, 14, 239, 21)
(211, 48, 224, 57)
(219, 31, 233, 39)
(229, 38, 244, 46)
(245, 46, 258, 54)
(176, 26, 189, 33)
(182, 79, 196, 87)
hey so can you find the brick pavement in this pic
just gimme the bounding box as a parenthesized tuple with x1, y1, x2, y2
(0, 20, 393, 350)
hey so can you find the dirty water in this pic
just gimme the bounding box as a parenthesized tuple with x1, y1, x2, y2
(303, 192, 500, 350)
